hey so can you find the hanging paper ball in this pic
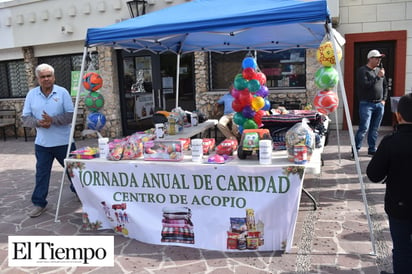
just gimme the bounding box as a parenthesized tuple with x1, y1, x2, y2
(242, 57, 257, 69)
(313, 90, 339, 115)
(84, 91, 105, 112)
(82, 72, 103, 92)
(316, 41, 342, 67)
(315, 66, 339, 89)
(87, 112, 106, 131)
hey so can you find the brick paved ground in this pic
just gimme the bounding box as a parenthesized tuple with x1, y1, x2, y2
(0, 128, 393, 273)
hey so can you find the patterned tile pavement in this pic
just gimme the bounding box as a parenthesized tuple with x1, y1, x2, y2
(0, 128, 394, 273)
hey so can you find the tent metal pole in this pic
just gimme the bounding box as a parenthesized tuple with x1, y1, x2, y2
(328, 24, 377, 255)
(54, 46, 88, 223)
(175, 53, 181, 109)
(333, 91, 342, 164)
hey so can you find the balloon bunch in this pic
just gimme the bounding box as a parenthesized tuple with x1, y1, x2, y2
(232, 57, 271, 135)
(313, 41, 341, 115)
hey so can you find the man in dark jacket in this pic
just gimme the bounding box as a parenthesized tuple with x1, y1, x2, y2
(367, 93, 412, 274)
(353, 49, 388, 158)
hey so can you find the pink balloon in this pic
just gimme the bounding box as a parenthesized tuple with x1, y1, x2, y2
(231, 88, 240, 99)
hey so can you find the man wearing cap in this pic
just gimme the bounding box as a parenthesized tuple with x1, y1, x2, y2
(352, 49, 388, 159)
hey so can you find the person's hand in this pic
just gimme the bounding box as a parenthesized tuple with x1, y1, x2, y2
(38, 111, 52, 128)
(38, 119, 51, 128)
(377, 68, 385, 78)
(41, 111, 52, 123)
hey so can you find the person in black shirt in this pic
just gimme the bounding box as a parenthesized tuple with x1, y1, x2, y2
(367, 93, 412, 273)
(353, 49, 388, 158)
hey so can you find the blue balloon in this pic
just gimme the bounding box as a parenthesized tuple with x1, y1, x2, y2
(242, 57, 257, 70)
(262, 99, 271, 111)
(238, 125, 244, 135)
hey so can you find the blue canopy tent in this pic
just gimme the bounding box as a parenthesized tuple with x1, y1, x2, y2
(57, 0, 376, 255)
(85, 0, 329, 53)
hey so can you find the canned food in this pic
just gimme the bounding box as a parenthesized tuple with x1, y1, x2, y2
(294, 144, 307, 164)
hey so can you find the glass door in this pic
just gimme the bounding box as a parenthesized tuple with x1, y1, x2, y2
(117, 51, 195, 136)
(118, 51, 161, 135)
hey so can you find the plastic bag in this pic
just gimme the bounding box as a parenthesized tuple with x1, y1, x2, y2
(285, 118, 315, 162)
(107, 139, 125, 161)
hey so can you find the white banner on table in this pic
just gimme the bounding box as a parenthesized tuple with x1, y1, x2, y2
(67, 160, 305, 252)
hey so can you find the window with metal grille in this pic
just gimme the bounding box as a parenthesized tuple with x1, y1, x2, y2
(209, 49, 306, 90)
(0, 60, 29, 99)
(0, 53, 98, 99)
(38, 53, 99, 92)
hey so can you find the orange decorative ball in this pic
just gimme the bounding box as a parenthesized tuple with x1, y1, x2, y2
(316, 41, 342, 67)
(313, 90, 339, 115)
(82, 72, 103, 92)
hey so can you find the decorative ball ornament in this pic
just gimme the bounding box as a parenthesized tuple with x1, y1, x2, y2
(313, 90, 339, 115)
(82, 72, 103, 92)
(316, 41, 342, 67)
(84, 91, 105, 112)
(87, 112, 106, 131)
(315, 66, 339, 89)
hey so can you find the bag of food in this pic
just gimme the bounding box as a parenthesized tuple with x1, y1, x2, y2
(285, 118, 315, 162)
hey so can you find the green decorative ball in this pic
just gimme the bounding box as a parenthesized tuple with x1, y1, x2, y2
(315, 66, 339, 89)
(85, 91, 104, 112)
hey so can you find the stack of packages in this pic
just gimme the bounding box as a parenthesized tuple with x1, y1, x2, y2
(161, 207, 194, 244)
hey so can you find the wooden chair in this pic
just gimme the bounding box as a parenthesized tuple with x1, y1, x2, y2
(0, 109, 17, 141)
(24, 127, 35, 142)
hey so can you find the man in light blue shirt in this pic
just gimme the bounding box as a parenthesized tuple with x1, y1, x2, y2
(216, 85, 239, 140)
(22, 63, 76, 218)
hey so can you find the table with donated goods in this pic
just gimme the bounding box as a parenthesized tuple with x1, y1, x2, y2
(64, 118, 327, 252)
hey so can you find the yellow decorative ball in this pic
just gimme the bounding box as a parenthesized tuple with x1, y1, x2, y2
(316, 41, 342, 67)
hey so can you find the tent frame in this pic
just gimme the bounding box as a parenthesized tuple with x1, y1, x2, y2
(54, 0, 377, 255)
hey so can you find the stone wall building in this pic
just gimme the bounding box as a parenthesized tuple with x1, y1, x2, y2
(1, 0, 411, 139)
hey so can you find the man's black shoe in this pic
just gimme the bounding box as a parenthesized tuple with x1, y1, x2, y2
(368, 151, 376, 156)
(350, 149, 359, 160)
